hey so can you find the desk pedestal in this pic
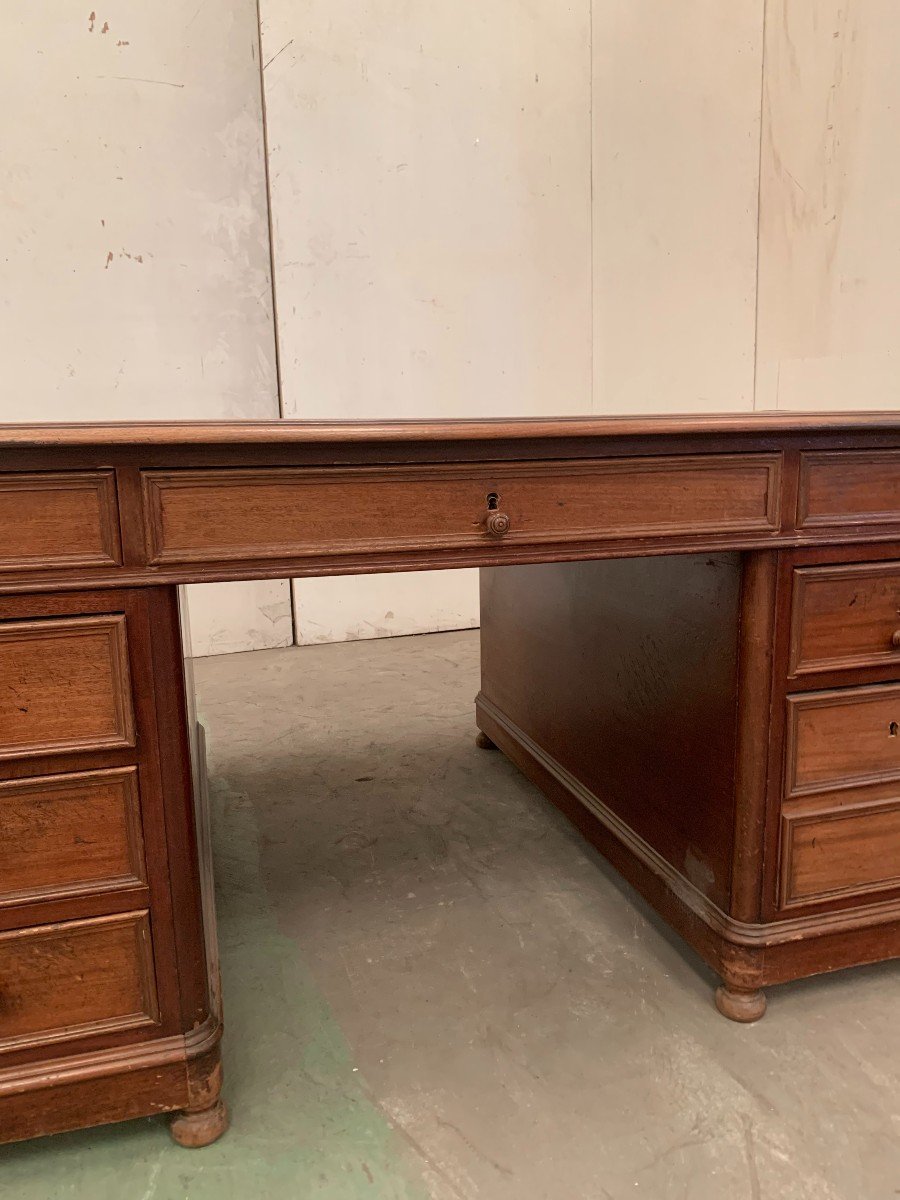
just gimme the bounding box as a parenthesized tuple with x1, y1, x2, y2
(477, 552, 900, 1020)
(0, 587, 223, 1146)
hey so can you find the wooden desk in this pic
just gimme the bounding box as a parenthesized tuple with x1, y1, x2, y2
(2, 413, 900, 1147)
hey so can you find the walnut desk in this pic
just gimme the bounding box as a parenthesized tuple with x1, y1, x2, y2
(2, 414, 900, 1148)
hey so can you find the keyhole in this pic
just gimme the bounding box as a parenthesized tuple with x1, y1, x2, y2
(486, 492, 500, 511)
(890, 722, 898, 738)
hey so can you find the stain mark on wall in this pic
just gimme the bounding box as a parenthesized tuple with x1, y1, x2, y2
(105, 249, 146, 268)
(88, 11, 95, 32)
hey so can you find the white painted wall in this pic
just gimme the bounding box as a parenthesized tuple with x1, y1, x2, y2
(0, 0, 290, 656)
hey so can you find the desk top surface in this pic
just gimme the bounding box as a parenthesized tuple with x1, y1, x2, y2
(2, 412, 900, 447)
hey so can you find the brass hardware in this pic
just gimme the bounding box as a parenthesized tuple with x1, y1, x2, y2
(484, 491, 510, 536)
(485, 510, 511, 537)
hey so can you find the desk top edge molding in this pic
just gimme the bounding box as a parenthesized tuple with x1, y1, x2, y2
(3, 411, 900, 448)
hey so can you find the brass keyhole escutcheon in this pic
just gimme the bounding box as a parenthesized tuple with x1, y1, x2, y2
(484, 492, 510, 537)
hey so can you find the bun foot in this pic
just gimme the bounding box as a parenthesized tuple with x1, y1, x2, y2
(715, 985, 767, 1023)
(475, 730, 497, 750)
(170, 1099, 228, 1148)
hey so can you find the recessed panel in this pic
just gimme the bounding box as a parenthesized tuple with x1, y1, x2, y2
(798, 452, 900, 531)
(142, 455, 781, 565)
(0, 615, 135, 759)
(0, 912, 159, 1052)
(789, 562, 900, 676)
(0, 472, 121, 571)
(0, 769, 145, 907)
(780, 798, 900, 907)
(786, 684, 900, 796)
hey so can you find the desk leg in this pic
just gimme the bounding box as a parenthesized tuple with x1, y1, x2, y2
(714, 985, 767, 1023)
(166, 590, 228, 1144)
(170, 1031, 227, 1146)
(171, 1099, 228, 1149)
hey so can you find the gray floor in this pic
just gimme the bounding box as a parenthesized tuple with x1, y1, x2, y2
(3, 630, 899, 1199)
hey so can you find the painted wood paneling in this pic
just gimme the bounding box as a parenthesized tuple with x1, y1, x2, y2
(756, 1, 900, 410)
(261, 0, 593, 420)
(592, 0, 764, 414)
(0, 1, 289, 655)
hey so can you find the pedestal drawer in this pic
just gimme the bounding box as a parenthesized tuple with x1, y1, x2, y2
(780, 796, 900, 908)
(0, 911, 159, 1053)
(0, 769, 146, 908)
(789, 562, 900, 676)
(0, 614, 135, 759)
(785, 683, 900, 797)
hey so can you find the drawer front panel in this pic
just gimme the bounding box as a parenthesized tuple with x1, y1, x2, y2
(141, 455, 781, 564)
(780, 798, 900, 907)
(0, 769, 145, 907)
(798, 451, 900, 530)
(786, 684, 900, 796)
(789, 562, 900, 675)
(0, 472, 121, 571)
(0, 911, 159, 1052)
(0, 615, 135, 760)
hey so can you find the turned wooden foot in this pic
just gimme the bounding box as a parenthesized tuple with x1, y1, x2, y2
(475, 729, 497, 750)
(715, 985, 767, 1023)
(169, 1099, 228, 1148)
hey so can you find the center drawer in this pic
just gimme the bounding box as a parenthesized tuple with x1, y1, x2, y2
(140, 455, 781, 565)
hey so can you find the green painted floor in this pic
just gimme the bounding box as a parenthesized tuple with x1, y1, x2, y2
(0, 766, 428, 1200)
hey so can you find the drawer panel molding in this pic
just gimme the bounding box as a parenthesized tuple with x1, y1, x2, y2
(0, 615, 136, 760)
(0, 768, 146, 908)
(0, 472, 121, 571)
(141, 455, 782, 565)
(780, 797, 900, 908)
(785, 684, 900, 797)
(798, 451, 900, 531)
(0, 911, 159, 1053)
(789, 562, 900, 676)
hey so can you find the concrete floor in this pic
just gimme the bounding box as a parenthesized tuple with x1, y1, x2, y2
(2, 630, 900, 1198)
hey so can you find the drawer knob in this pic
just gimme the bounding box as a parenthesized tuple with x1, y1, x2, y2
(892, 630, 900, 649)
(485, 510, 511, 537)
